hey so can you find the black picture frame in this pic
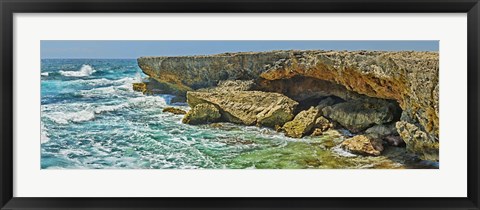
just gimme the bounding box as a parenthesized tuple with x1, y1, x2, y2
(1, 0, 479, 209)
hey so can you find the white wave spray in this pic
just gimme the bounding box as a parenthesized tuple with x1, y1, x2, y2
(41, 123, 50, 144)
(59, 64, 96, 77)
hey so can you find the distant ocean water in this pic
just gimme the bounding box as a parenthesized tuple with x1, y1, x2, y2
(40, 59, 438, 169)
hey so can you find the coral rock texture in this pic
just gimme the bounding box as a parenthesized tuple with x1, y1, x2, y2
(138, 50, 439, 160)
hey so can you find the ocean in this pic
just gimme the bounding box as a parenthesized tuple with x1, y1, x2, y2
(40, 59, 438, 169)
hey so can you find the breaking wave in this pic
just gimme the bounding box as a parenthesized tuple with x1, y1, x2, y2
(46, 110, 96, 124)
(59, 64, 96, 77)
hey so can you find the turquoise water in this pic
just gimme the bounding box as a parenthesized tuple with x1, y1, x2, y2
(41, 59, 438, 169)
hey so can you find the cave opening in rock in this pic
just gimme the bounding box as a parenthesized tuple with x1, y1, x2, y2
(257, 75, 403, 135)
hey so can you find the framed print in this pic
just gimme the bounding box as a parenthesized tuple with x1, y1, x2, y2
(1, 0, 479, 209)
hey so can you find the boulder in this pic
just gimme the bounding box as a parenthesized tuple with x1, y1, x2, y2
(316, 97, 341, 110)
(396, 121, 439, 161)
(311, 128, 324, 136)
(162, 107, 187, 115)
(384, 136, 406, 147)
(340, 134, 384, 156)
(365, 123, 398, 137)
(282, 107, 334, 138)
(283, 107, 320, 138)
(182, 103, 221, 125)
(186, 91, 298, 127)
(314, 116, 333, 132)
(322, 99, 400, 133)
(365, 123, 404, 147)
(132, 82, 147, 93)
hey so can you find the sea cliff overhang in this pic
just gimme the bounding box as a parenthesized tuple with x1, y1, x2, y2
(137, 50, 439, 161)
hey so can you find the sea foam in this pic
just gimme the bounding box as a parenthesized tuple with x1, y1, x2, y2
(59, 64, 96, 77)
(47, 110, 96, 124)
(41, 123, 50, 143)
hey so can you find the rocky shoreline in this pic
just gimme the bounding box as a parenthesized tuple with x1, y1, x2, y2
(134, 50, 439, 161)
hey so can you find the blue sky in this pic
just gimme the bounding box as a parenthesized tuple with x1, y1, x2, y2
(41, 40, 439, 59)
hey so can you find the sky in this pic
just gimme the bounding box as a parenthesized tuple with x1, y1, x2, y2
(41, 40, 439, 59)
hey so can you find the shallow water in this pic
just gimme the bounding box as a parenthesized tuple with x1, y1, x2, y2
(40, 59, 438, 169)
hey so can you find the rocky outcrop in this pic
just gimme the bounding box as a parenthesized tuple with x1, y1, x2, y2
(315, 116, 333, 132)
(364, 123, 405, 147)
(186, 91, 298, 127)
(138, 51, 293, 94)
(162, 107, 187, 115)
(365, 123, 398, 137)
(283, 107, 321, 138)
(132, 82, 147, 93)
(138, 50, 439, 160)
(182, 103, 221, 125)
(132, 80, 181, 96)
(282, 106, 334, 138)
(396, 121, 439, 161)
(340, 135, 384, 156)
(322, 99, 401, 133)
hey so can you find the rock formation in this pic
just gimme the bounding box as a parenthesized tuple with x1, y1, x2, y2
(283, 106, 321, 138)
(162, 107, 187, 115)
(132, 82, 147, 93)
(340, 134, 384, 156)
(182, 103, 221, 125)
(321, 99, 401, 133)
(396, 121, 439, 160)
(137, 50, 439, 161)
(185, 91, 298, 127)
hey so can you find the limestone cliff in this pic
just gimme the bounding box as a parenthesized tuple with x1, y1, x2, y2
(137, 50, 439, 160)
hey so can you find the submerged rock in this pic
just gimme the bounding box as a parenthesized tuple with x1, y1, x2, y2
(396, 121, 439, 161)
(322, 99, 400, 133)
(283, 107, 320, 138)
(186, 91, 298, 127)
(340, 134, 384, 156)
(162, 107, 187, 115)
(182, 103, 221, 125)
(132, 82, 147, 93)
